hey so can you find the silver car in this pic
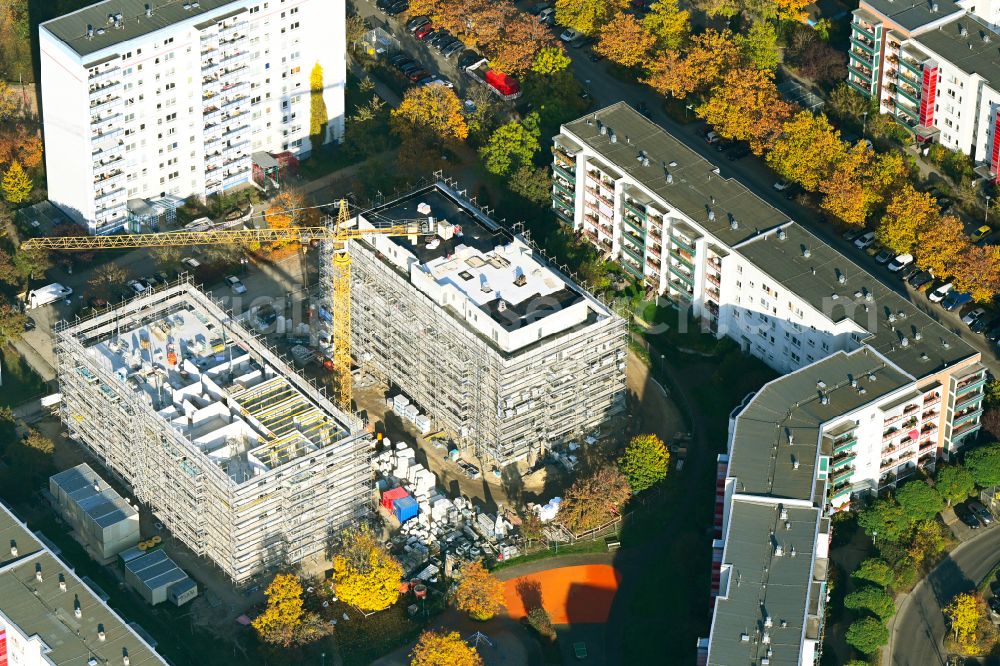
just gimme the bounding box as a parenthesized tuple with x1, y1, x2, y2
(969, 501, 994, 525)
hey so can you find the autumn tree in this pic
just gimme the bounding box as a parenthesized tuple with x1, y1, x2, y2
(87, 263, 128, 301)
(916, 214, 967, 278)
(945, 593, 985, 653)
(0, 304, 26, 346)
(936, 465, 976, 506)
(845, 617, 889, 655)
(410, 630, 483, 666)
(594, 13, 655, 69)
(490, 12, 554, 75)
(392, 85, 469, 147)
(0, 126, 43, 168)
(555, 0, 629, 36)
(619, 433, 669, 493)
(907, 519, 948, 568)
(852, 558, 896, 589)
(643, 29, 741, 99)
(527, 607, 556, 641)
(532, 46, 571, 75)
(480, 113, 540, 176)
(452, 561, 505, 621)
(642, 0, 690, 51)
(737, 21, 779, 71)
(693, 0, 741, 17)
(820, 144, 907, 227)
(559, 462, 631, 533)
(331, 526, 403, 612)
(844, 585, 896, 621)
(0, 80, 17, 120)
(877, 185, 940, 255)
(697, 69, 794, 155)
(309, 62, 328, 152)
(965, 443, 1000, 487)
(252, 574, 305, 647)
(2, 160, 31, 204)
(954, 245, 1000, 303)
(766, 112, 845, 191)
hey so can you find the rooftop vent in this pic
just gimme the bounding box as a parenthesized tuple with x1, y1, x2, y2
(820, 394, 830, 405)
(838, 273, 846, 284)
(74, 594, 82, 619)
(900, 336, 909, 347)
(914, 330, 923, 341)
(124, 653, 131, 666)
(774, 544, 784, 557)
(803, 247, 811, 258)
(931, 2, 939, 11)
(776, 229, 786, 241)
(740, 633, 750, 642)
(779, 507, 788, 521)
(9, 540, 16, 557)
(790, 546, 797, 557)
(792, 457, 800, 469)
(59, 574, 67, 592)
(960, 25, 968, 36)
(780, 620, 788, 628)
(609, 129, 617, 143)
(145, 4, 152, 17)
(35, 563, 42, 582)
(597, 120, 605, 135)
(765, 616, 774, 628)
(98, 624, 106, 641)
(666, 173, 674, 184)
(817, 380, 827, 389)
(983, 33, 991, 43)
(730, 218, 738, 230)
(708, 210, 715, 221)
(497, 299, 507, 312)
(865, 291, 874, 302)
(86, 24, 94, 39)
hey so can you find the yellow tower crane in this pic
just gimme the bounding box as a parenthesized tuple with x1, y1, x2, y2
(22, 200, 431, 411)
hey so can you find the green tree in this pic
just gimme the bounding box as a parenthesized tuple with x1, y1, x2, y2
(895, 480, 944, 523)
(965, 443, 1000, 487)
(852, 558, 896, 588)
(858, 497, 911, 543)
(12, 247, 51, 286)
(509, 166, 552, 205)
(2, 160, 31, 204)
(737, 21, 779, 71)
(936, 465, 976, 506)
(827, 83, 869, 123)
(531, 46, 571, 75)
(985, 380, 1000, 410)
(845, 616, 889, 654)
(0, 304, 26, 346)
(844, 585, 896, 621)
(642, 0, 690, 51)
(309, 62, 329, 151)
(619, 433, 670, 492)
(479, 113, 541, 176)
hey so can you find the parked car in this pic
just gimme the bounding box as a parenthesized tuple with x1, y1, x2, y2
(875, 249, 893, 264)
(986, 319, 1000, 343)
(393, 58, 417, 71)
(854, 231, 876, 249)
(727, 144, 751, 161)
(560, 28, 583, 42)
(389, 52, 412, 66)
(538, 7, 556, 24)
(384, 1, 409, 16)
(942, 290, 972, 311)
(897, 264, 918, 280)
(528, 1, 551, 14)
(962, 307, 987, 326)
(971, 225, 993, 242)
(442, 41, 463, 58)
(908, 270, 933, 289)
(225, 275, 247, 294)
(971, 316, 992, 334)
(406, 68, 432, 82)
(23, 317, 35, 331)
(430, 31, 453, 48)
(422, 77, 454, 88)
(457, 50, 484, 69)
(969, 501, 994, 525)
(181, 256, 201, 269)
(400, 62, 424, 75)
(929, 282, 954, 303)
(415, 24, 436, 40)
(705, 131, 721, 144)
(957, 504, 982, 529)
(406, 15, 431, 31)
(375, 0, 396, 9)
(866, 242, 883, 257)
(888, 253, 914, 272)
(842, 228, 864, 242)
(127, 279, 148, 295)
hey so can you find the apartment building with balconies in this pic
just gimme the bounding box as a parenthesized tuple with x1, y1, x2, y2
(40, 0, 345, 233)
(847, 0, 1000, 182)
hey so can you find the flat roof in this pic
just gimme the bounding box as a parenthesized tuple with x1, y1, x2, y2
(51, 463, 138, 528)
(358, 184, 607, 346)
(859, 0, 963, 31)
(0, 506, 42, 568)
(66, 282, 359, 486)
(0, 502, 164, 665)
(915, 16, 1000, 85)
(41, 0, 241, 58)
(727, 349, 911, 501)
(708, 499, 820, 666)
(124, 550, 191, 592)
(563, 103, 791, 248)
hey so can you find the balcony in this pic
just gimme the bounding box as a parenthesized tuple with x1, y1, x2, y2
(893, 99, 918, 119)
(896, 83, 920, 105)
(899, 57, 923, 75)
(952, 422, 982, 441)
(668, 280, 693, 300)
(833, 437, 857, 454)
(669, 248, 695, 270)
(88, 66, 121, 85)
(583, 229, 599, 244)
(647, 224, 662, 240)
(552, 162, 575, 182)
(89, 80, 122, 101)
(552, 179, 575, 198)
(624, 215, 645, 237)
(622, 259, 644, 279)
(831, 466, 855, 484)
(953, 409, 983, 428)
(622, 232, 644, 252)
(705, 273, 721, 289)
(647, 245, 661, 261)
(622, 244, 644, 265)
(552, 194, 573, 212)
(955, 376, 986, 396)
(646, 258, 661, 273)
(882, 427, 900, 442)
(852, 20, 877, 41)
(94, 171, 125, 189)
(90, 96, 120, 115)
(94, 187, 125, 205)
(91, 127, 123, 143)
(846, 78, 873, 97)
(848, 62, 874, 81)
(668, 264, 694, 285)
(706, 286, 720, 302)
(954, 393, 982, 413)
(832, 452, 856, 469)
(553, 146, 576, 165)
(623, 200, 647, 220)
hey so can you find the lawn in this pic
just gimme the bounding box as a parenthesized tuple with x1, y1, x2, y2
(490, 537, 609, 573)
(0, 345, 46, 407)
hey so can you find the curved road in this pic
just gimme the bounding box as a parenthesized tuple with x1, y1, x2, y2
(889, 526, 1000, 665)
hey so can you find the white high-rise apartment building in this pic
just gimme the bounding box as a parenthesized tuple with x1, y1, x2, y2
(39, 0, 345, 233)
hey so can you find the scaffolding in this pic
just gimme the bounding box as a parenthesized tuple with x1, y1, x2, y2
(55, 280, 373, 586)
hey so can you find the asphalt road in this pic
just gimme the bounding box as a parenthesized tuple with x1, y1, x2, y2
(889, 525, 1000, 666)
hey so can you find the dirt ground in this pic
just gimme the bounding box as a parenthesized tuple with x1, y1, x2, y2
(625, 349, 686, 445)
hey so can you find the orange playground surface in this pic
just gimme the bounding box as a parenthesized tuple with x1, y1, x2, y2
(502, 564, 621, 625)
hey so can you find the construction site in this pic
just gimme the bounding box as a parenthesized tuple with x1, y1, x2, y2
(53, 281, 373, 586)
(325, 182, 628, 469)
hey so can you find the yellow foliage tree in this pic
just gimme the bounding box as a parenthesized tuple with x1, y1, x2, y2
(915, 214, 966, 278)
(332, 527, 403, 613)
(772, 0, 811, 22)
(876, 185, 940, 255)
(1, 160, 31, 204)
(309, 62, 328, 152)
(766, 112, 846, 191)
(954, 245, 1000, 304)
(945, 593, 984, 654)
(642, 0, 690, 51)
(392, 85, 469, 145)
(410, 630, 483, 666)
(19, 135, 42, 169)
(820, 144, 907, 227)
(697, 68, 794, 155)
(595, 13, 656, 68)
(555, 0, 630, 36)
(452, 561, 505, 621)
(642, 29, 740, 99)
(251, 574, 305, 647)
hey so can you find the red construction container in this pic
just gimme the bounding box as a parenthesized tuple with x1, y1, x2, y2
(485, 70, 520, 96)
(381, 486, 408, 511)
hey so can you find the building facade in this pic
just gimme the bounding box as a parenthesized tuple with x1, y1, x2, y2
(0, 502, 165, 666)
(325, 182, 627, 469)
(847, 0, 1000, 181)
(55, 281, 372, 586)
(39, 0, 346, 233)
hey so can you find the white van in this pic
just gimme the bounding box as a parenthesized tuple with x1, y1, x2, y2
(27, 283, 72, 309)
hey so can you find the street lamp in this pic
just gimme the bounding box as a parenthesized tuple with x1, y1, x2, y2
(986, 195, 992, 223)
(862, 111, 868, 138)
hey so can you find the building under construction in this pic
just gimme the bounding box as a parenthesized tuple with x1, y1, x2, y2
(325, 182, 627, 468)
(55, 282, 372, 586)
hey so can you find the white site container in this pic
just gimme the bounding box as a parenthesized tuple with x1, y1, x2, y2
(414, 414, 432, 434)
(403, 404, 420, 422)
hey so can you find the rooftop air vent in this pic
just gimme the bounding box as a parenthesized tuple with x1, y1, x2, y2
(817, 380, 827, 389)
(865, 291, 874, 302)
(790, 546, 797, 557)
(86, 24, 94, 39)
(59, 574, 66, 592)
(774, 544, 784, 557)
(931, 2, 939, 11)
(609, 129, 617, 143)
(74, 595, 82, 619)
(666, 173, 674, 184)
(900, 336, 909, 347)
(777, 229, 786, 241)
(820, 394, 830, 405)
(779, 507, 788, 520)
(708, 210, 716, 221)
(145, 4, 152, 17)
(730, 218, 738, 230)
(838, 273, 846, 284)
(914, 330, 923, 341)
(803, 247, 811, 258)
(98, 624, 106, 641)
(960, 25, 968, 36)
(35, 563, 42, 582)
(765, 616, 774, 628)
(497, 299, 507, 312)
(983, 33, 991, 43)
(597, 120, 605, 135)
(9, 540, 16, 557)
(740, 633, 750, 642)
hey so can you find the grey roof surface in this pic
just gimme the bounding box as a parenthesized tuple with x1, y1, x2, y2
(860, 0, 963, 31)
(727, 349, 911, 500)
(563, 103, 791, 248)
(0, 503, 164, 665)
(0, 506, 42, 568)
(41, 0, 241, 58)
(708, 499, 821, 666)
(915, 16, 1000, 84)
(565, 103, 977, 380)
(125, 549, 190, 592)
(51, 463, 138, 527)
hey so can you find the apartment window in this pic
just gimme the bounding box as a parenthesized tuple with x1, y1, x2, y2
(791, 352, 801, 364)
(821, 341, 830, 352)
